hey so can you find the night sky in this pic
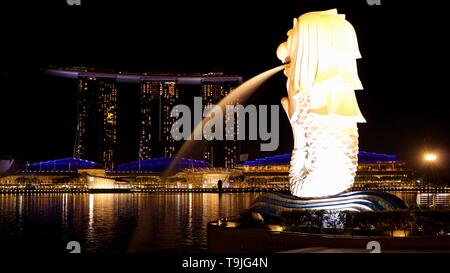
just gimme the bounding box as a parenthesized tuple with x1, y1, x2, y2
(1, 0, 449, 176)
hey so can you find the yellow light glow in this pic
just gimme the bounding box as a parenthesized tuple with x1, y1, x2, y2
(424, 153, 437, 162)
(392, 230, 409, 237)
(225, 221, 240, 228)
(267, 224, 284, 232)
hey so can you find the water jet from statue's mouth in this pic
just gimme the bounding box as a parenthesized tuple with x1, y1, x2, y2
(163, 64, 286, 177)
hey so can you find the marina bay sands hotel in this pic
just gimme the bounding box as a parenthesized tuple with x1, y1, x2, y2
(45, 68, 243, 170)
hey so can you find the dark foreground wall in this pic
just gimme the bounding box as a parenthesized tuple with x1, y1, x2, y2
(207, 225, 450, 253)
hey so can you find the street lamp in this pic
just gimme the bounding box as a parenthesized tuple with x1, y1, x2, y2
(422, 153, 438, 207)
(424, 153, 437, 162)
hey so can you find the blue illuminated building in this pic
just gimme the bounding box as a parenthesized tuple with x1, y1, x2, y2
(22, 158, 102, 173)
(114, 157, 209, 173)
(21, 157, 209, 174)
(20, 152, 397, 174)
(357, 151, 397, 163)
(242, 151, 398, 166)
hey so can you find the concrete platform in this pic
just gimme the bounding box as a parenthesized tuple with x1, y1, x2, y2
(207, 224, 450, 253)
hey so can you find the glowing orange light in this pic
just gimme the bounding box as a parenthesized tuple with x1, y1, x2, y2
(424, 153, 437, 162)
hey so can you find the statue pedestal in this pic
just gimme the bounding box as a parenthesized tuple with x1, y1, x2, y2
(207, 192, 424, 253)
(246, 191, 407, 222)
(228, 191, 407, 228)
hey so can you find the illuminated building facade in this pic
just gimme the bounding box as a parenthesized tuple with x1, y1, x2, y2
(139, 81, 156, 160)
(239, 152, 412, 190)
(160, 82, 178, 157)
(201, 79, 240, 168)
(139, 81, 179, 159)
(45, 68, 242, 168)
(74, 76, 117, 170)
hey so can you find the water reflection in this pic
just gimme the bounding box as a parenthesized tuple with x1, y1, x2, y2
(128, 192, 258, 252)
(0, 193, 258, 253)
(62, 193, 68, 227)
(1, 191, 447, 253)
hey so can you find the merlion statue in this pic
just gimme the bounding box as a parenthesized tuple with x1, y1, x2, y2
(277, 9, 366, 198)
(209, 9, 406, 236)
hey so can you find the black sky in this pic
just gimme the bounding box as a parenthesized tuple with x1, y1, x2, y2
(1, 0, 449, 175)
